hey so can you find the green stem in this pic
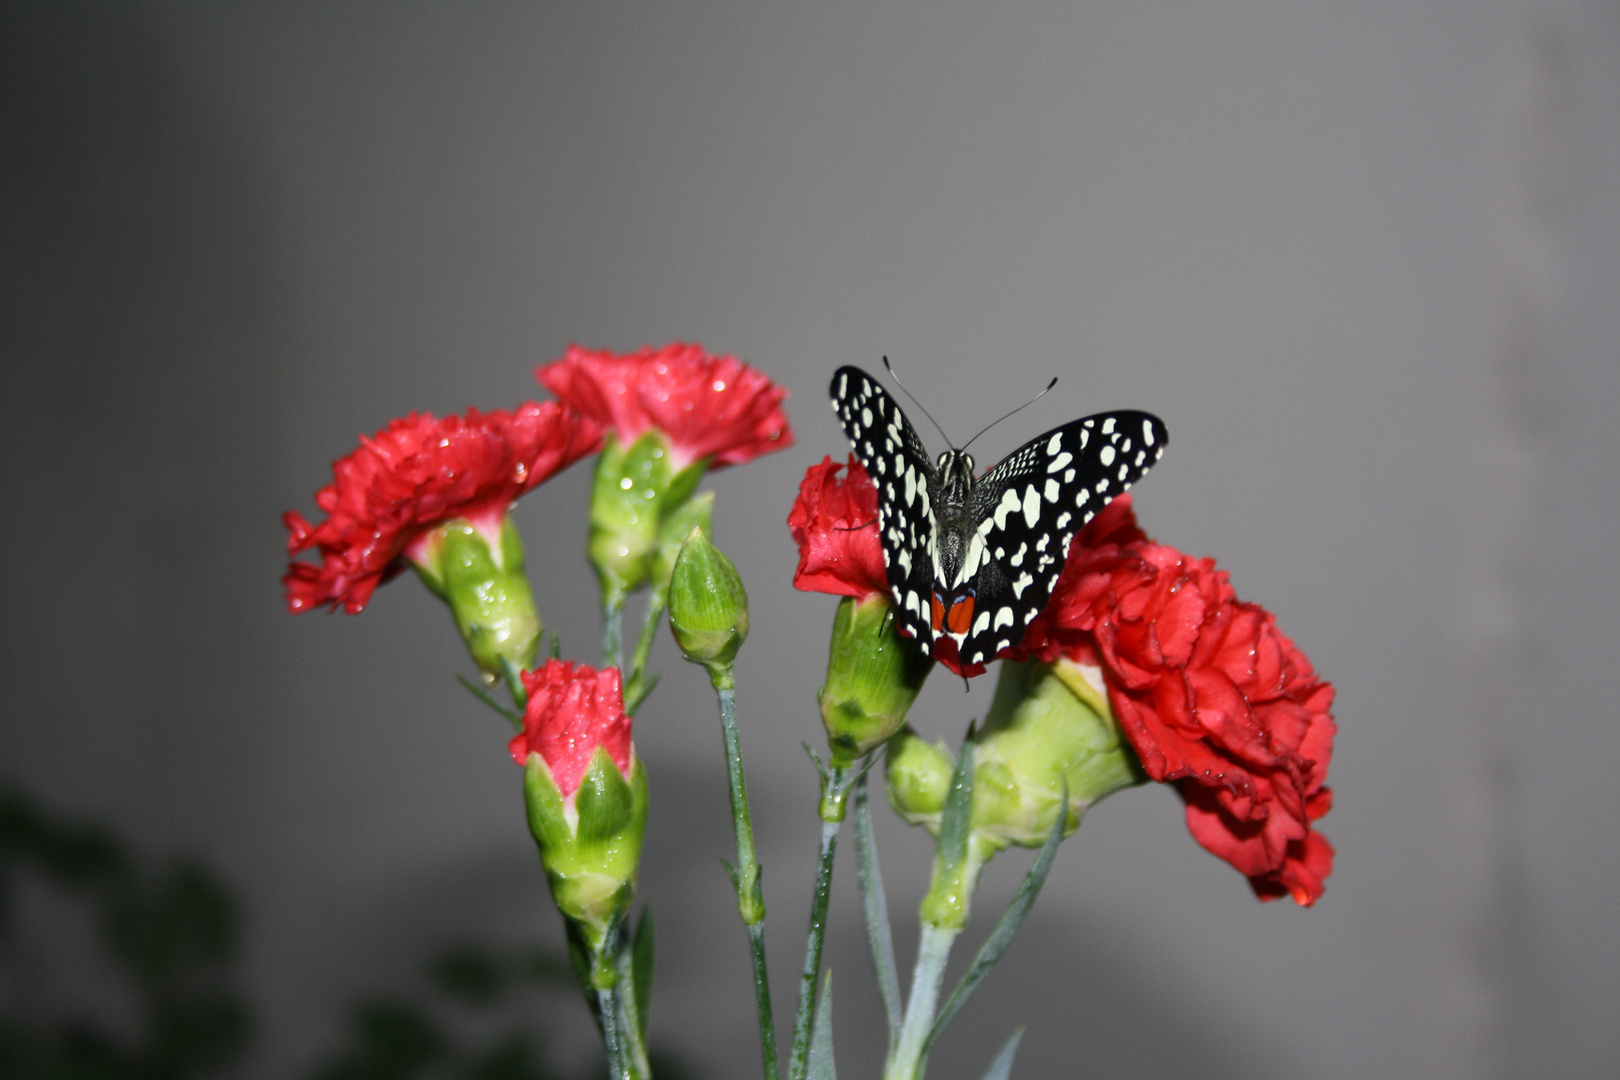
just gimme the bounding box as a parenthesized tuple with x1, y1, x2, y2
(713, 675, 778, 1080)
(884, 923, 959, 1080)
(602, 594, 625, 672)
(788, 816, 841, 1080)
(597, 986, 631, 1080)
(629, 591, 666, 686)
(748, 923, 781, 1080)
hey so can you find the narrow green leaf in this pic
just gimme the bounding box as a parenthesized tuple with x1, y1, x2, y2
(455, 674, 521, 728)
(935, 729, 977, 882)
(625, 671, 660, 716)
(806, 970, 837, 1080)
(979, 1027, 1024, 1080)
(924, 783, 1067, 1055)
(853, 775, 902, 1041)
(632, 908, 655, 1044)
(801, 742, 831, 784)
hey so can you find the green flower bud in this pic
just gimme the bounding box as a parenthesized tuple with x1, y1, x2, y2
(586, 431, 708, 607)
(884, 727, 954, 827)
(969, 658, 1146, 853)
(522, 747, 650, 979)
(667, 529, 749, 685)
(819, 596, 934, 767)
(411, 515, 540, 680)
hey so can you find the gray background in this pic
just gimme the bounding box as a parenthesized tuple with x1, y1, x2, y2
(3, 3, 1618, 1078)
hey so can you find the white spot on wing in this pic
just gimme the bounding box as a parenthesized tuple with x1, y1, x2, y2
(994, 488, 1021, 530)
(1022, 485, 1040, 528)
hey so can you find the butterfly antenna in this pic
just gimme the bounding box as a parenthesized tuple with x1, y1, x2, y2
(881, 356, 954, 448)
(959, 377, 1059, 454)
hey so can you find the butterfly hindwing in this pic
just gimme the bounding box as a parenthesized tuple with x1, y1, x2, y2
(829, 366, 938, 643)
(955, 410, 1168, 664)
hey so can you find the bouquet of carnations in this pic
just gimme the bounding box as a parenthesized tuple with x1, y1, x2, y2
(284, 343, 1334, 1080)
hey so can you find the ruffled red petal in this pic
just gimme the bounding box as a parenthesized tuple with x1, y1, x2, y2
(1019, 494, 1337, 905)
(537, 342, 793, 470)
(283, 403, 602, 614)
(787, 455, 889, 601)
(510, 660, 633, 797)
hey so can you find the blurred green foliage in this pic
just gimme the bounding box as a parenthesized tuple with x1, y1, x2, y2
(0, 788, 250, 1080)
(0, 789, 691, 1080)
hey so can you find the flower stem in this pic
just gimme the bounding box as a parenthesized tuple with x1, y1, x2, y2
(629, 592, 666, 682)
(712, 674, 779, 1080)
(884, 923, 959, 1080)
(787, 763, 856, 1080)
(602, 594, 625, 671)
(596, 986, 631, 1080)
(747, 923, 780, 1080)
(789, 816, 840, 1080)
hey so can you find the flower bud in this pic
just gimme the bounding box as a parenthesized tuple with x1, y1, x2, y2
(522, 748, 649, 971)
(969, 658, 1145, 853)
(884, 727, 954, 827)
(409, 514, 540, 680)
(820, 596, 934, 767)
(587, 431, 707, 606)
(667, 529, 749, 683)
(512, 661, 647, 978)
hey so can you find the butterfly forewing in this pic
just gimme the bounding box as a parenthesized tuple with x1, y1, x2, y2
(829, 366, 939, 645)
(955, 410, 1168, 664)
(829, 365, 1167, 669)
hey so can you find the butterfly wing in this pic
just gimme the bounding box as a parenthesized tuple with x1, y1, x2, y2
(956, 410, 1169, 665)
(829, 366, 939, 645)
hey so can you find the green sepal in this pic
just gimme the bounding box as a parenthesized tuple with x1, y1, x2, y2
(587, 431, 710, 606)
(522, 749, 649, 956)
(970, 658, 1146, 851)
(819, 597, 934, 767)
(411, 515, 540, 679)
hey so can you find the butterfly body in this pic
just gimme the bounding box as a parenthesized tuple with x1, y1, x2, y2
(830, 365, 1167, 667)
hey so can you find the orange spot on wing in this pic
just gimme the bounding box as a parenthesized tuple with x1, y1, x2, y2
(930, 593, 945, 633)
(946, 595, 975, 636)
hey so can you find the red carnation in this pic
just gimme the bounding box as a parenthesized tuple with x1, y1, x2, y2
(788, 455, 889, 602)
(537, 342, 793, 470)
(283, 403, 602, 614)
(1022, 495, 1336, 905)
(509, 660, 634, 797)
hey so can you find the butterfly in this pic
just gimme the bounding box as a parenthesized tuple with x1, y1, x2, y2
(830, 364, 1167, 668)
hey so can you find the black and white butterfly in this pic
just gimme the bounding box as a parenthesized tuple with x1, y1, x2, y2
(830, 364, 1167, 668)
